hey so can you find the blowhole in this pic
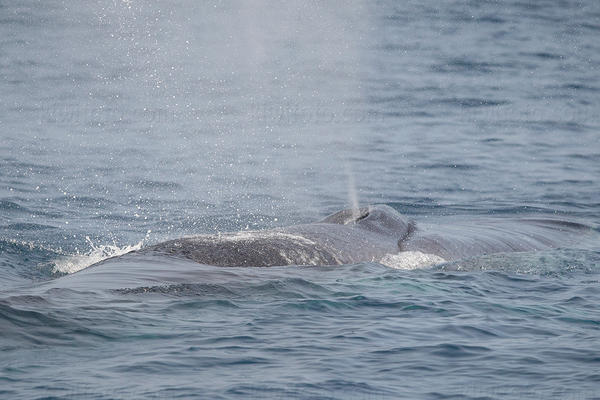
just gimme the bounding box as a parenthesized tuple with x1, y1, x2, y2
(354, 211, 369, 223)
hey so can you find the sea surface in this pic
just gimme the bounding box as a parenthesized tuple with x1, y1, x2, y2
(1, 1, 600, 399)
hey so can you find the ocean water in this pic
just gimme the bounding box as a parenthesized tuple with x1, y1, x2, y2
(1, 0, 600, 399)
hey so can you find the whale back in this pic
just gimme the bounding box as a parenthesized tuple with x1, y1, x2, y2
(142, 205, 411, 267)
(320, 207, 371, 224)
(59, 204, 597, 273)
(321, 204, 414, 242)
(403, 216, 595, 261)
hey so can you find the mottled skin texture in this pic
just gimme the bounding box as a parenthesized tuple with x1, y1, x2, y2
(139, 205, 591, 267)
(144, 206, 412, 267)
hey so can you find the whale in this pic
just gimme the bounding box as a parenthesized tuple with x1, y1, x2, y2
(34, 204, 597, 291)
(110, 204, 592, 268)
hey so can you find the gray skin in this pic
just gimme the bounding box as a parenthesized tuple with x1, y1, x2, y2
(138, 205, 592, 267)
(28, 205, 594, 292)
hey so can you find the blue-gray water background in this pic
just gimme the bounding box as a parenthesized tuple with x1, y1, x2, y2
(1, 1, 599, 399)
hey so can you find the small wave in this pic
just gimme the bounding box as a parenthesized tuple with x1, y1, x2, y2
(0, 200, 30, 213)
(52, 236, 148, 274)
(432, 97, 509, 108)
(115, 283, 238, 298)
(3, 222, 57, 231)
(379, 251, 446, 270)
(130, 179, 183, 190)
(0, 237, 60, 254)
(435, 249, 600, 276)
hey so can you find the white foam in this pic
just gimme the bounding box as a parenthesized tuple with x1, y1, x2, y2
(52, 236, 143, 274)
(379, 251, 446, 270)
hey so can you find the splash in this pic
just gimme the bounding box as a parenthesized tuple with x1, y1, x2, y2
(379, 251, 446, 270)
(52, 234, 148, 274)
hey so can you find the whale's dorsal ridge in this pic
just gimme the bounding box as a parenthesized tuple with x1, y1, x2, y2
(320, 205, 414, 249)
(321, 206, 371, 225)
